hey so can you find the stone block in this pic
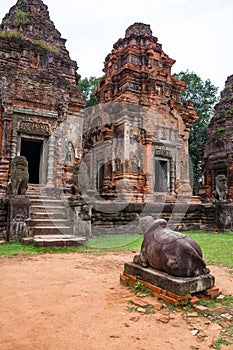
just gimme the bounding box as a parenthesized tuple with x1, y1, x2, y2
(124, 262, 215, 296)
(33, 234, 87, 248)
(204, 286, 220, 298)
(193, 305, 208, 313)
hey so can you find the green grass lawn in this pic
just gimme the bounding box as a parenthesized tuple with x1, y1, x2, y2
(0, 232, 232, 271)
(186, 232, 233, 270)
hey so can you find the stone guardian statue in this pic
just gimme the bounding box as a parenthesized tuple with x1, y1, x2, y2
(212, 174, 228, 201)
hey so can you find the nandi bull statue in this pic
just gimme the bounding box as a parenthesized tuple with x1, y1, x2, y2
(133, 216, 210, 277)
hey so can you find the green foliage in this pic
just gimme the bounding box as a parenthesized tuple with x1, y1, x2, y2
(12, 10, 30, 27)
(66, 84, 73, 90)
(0, 242, 48, 257)
(133, 281, 151, 295)
(87, 234, 142, 250)
(78, 76, 103, 106)
(173, 70, 219, 194)
(218, 127, 225, 132)
(185, 231, 233, 270)
(213, 337, 229, 350)
(0, 234, 143, 257)
(33, 40, 58, 53)
(1, 232, 233, 272)
(195, 295, 233, 309)
(0, 31, 26, 40)
(220, 325, 233, 346)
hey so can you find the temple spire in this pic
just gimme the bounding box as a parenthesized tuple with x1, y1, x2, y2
(1, 0, 68, 56)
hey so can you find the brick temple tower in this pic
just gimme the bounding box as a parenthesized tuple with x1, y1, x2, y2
(83, 23, 198, 202)
(200, 75, 233, 200)
(0, 0, 85, 195)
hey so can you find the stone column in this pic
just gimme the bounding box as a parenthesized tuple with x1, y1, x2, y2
(1, 115, 12, 160)
(143, 140, 153, 194)
(46, 133, 55, 186)
(170, 158, 175, 194)
(54, 123, 63, 187)
(0, 110, 13, 187)
(10, 120, 18, 160)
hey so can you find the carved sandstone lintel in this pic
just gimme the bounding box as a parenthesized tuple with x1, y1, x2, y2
(19, 119, 58, 136)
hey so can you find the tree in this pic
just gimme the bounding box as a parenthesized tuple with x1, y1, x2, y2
(78, 76, 103, 107)
(173, 70, 219, 194)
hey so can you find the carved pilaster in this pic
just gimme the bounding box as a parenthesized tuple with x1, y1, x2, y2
(11, 119, 18, 161)
(170, 158, 175, 194)
(46, 133, 55, 186)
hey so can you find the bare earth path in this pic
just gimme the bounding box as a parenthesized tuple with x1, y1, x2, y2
(0, 251, 232, 350)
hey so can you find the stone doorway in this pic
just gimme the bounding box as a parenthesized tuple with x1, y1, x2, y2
(153, 158, 169, 192)
(20, 138, 43, 184)
(96, 162, 104, 193)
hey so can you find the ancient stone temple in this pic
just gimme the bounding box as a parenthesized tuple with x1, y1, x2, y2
(83, 23, 198, 203)
(200, 74, 233, 200)
(0, 0, 85, 195)
(1, 1, 212, 241)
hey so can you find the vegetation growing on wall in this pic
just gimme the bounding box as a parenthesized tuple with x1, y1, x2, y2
(33, 39, 58, 54)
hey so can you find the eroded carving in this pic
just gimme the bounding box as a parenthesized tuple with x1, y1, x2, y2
(65, 141, 75, 164)
(71, 160, 89, 196)
(212, 174, 228, 201)
(7, 195, 30, 242)
(134, 216, 210, 277)
(8, 156, 29, 195)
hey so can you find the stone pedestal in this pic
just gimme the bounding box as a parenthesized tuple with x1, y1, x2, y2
(69, 196, 92, 238)
(124, 262, 215, 296)
(7, 195, 30, 242)
(216, 202, 233, 231)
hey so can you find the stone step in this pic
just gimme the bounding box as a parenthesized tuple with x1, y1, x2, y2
(28, 195, 58, 200)
(30, 205, 67, 212)
(32, 234, 87, 248)
(30, 206, 67, 214)
(32, 226, 73, 236)
(30, 199, 67, 206)
(30, 212, 67, 220)
(28, 219, 71, 227)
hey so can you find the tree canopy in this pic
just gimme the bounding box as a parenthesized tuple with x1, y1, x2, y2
(173, 70, 219, 194)
(78, 76, 103, 107)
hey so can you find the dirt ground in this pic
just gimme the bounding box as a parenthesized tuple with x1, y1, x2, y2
(0, 251, 232, 350)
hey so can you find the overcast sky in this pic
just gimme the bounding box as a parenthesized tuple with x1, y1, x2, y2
(1, 0, 233, 92)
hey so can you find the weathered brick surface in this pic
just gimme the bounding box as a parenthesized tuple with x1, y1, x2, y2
(120, 271, 191, 306)
(84, 23, 198, 202)
(0, 199, 7, 240)
(201, 75, 233, 200)
(0, 0, 85, 189)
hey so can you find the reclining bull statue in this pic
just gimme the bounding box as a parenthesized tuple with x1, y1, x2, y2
(133, 216, 210, 277)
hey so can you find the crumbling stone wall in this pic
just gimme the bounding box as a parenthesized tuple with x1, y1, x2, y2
(91, 202, 217, 234)
(0, 200, 7, 240)
(0, 0, 85, 193)
(201, 75, 233, 200)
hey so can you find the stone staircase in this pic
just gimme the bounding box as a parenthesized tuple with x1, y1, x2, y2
(24, 184, 87, 247)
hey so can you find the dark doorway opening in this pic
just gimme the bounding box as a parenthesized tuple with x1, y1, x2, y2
(21, 139, 43, 184)
(96, 162, 104, 193)
(154, 159, 168, 192)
